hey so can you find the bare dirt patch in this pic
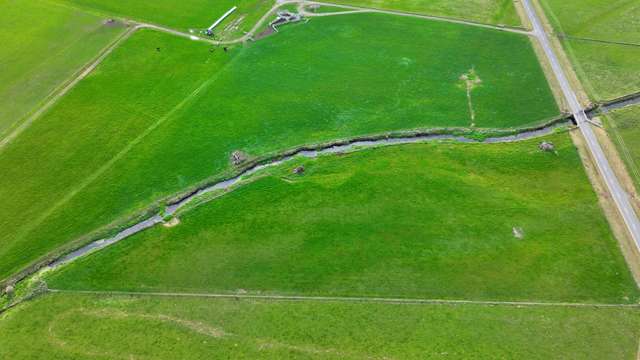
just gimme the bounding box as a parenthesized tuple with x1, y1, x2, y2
(162, 217, 181, 228)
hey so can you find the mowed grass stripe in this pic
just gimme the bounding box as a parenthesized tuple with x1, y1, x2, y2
(0, 14, 559, 281)
(47, 134, 640, 303)
(2, 292, 640, 359)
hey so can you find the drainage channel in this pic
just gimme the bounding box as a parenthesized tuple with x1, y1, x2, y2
(600, 93, 640, 114)
(47, 121, 570, 270)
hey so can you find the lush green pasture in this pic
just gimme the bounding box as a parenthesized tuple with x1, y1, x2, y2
(563, 40, 640, 101)
(0, 0, 125, 139)
(540, 0, 640, 44)
(1, 293, 639, 359)
(0, 30, 232, 281)
(540, 0, 640, 101)
(55, 0, 273, 35)
(331, 0, 521, 26)
(0, 14, 558, 282)
(604, 105, 640, 189)
(48, 134, 639, 303)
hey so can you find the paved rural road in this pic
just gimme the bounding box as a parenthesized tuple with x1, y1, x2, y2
(521, 0, 640, 251)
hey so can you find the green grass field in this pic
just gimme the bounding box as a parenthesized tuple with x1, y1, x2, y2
(47, 133, 639, 303)
(54, 0, 274, 35)
(0, 0, 125, 139)
(540, 0, 640, 101)
(330, 0, 521, 26)
(0, 14, 559, 282)
(603, 105, 640, 190)
(0, 29, 233, 281)
(562, 40, 640, 101)
(1, 292, 639, 359)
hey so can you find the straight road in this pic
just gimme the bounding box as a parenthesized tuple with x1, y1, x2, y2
(521, 0, 640, 251)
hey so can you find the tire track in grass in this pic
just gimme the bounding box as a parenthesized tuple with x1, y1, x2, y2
(7, 56, 236, 252)
(47, 289, 640, 308)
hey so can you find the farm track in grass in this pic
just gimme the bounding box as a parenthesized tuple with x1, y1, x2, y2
(0, 0, 126, 139)
(2, 0, 534, 149)
(2, 292, 640, 359)
(46, 289, 640, 308)
(45, 134, 640, 304)
(0, 26, 136, 150)
(319, 0, 522, 27)
(0, 12, 559, 283)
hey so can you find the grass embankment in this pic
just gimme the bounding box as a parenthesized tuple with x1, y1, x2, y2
(54, 0, 274, 36)
(1, 292, 639, 359)
(604, 105, 640, 190)
(0, 0, 125, 138)
(48, 134, 639, 303)
(0, 14, 559, 282)
(540, 0, 640, 101)
(329, 0, 521, 27)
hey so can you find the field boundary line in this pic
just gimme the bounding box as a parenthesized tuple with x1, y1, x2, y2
(47, 289, 640, 308)
(559, 34, 640, 48)
(0, 25, 137, 151)
(305, 1, 532, 36)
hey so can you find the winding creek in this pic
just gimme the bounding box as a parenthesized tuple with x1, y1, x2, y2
(47, 121, 571, 270)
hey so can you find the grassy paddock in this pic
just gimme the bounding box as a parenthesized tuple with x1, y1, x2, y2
(1, 292, 639, 359)
(0, 30, 233, 281)
(54, 0, 274, 35)
(0, 14, 558, 282)
(539, 0, 640, 101)
(539, 0, 640, 44)
(0, 0, 125, 138)
(562, 40, 640, 101)
(48, 134, 639, 303)
(603, 105, 640, 190)
(329, 0, 521, 26)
